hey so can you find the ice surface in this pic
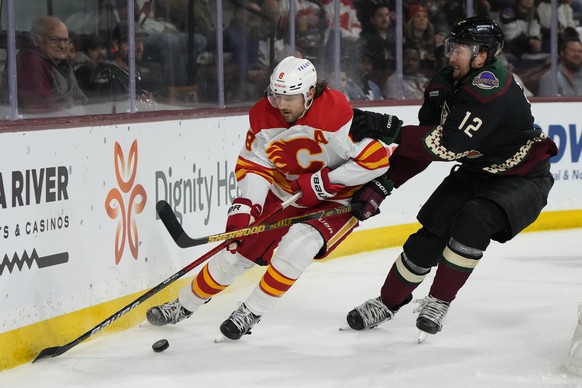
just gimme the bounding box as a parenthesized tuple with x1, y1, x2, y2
(2, 229, 582, 387)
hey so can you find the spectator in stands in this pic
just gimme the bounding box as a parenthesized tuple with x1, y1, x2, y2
(499, 0, 543, 60)
(384, 46, 428, 99)
(356, 0, 396, 89)
(498, 53, 534, 96)
(426, 0, 491, 35)
(16, 16, 87, 116)
(224, 0, 271, 103)
(276, 0, 330, 65)
(489, 0, 514, 12)
(255, 0, 289, 70)
(72, 34, 108, 95)
(433, 43, 448, 71)
(537, 38, 582, 96)
(340, 52, 384, 100)
(92, 22, 156, 110)
(132, 0, 207, 89)
(404, 3, 436, 71)
(537, 0, 577, 51)
(321, 0, 362, 73)
(65, 33, 78, 66)
(164, 0, 217, 50)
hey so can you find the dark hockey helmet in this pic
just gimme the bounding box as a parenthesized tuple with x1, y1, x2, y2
(446, 16, 504, 63)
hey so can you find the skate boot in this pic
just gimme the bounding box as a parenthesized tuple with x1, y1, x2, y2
(414, 295, 450, 334)
(219, 303, 261, 340)
(146, 299, 193, 326)
(346, 295, 412, 330)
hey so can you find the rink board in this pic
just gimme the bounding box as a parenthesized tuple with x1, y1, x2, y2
(1, 102, 581, 370)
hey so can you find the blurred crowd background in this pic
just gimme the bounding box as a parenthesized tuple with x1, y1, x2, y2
(1, 0, 581, 119)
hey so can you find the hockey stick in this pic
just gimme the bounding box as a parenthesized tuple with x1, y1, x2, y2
(157, 195, 361, 249)
(32, 241, 228, 363)
(32, 193, 303, 363)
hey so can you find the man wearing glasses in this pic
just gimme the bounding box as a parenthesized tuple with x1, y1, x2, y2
(16, 15, 87, 116)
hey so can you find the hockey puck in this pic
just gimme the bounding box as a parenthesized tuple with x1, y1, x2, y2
(152, 339, 169, 353)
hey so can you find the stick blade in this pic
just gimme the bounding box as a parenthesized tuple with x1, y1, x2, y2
(32, 346, 63, 363)
(156, 200, 185, 242)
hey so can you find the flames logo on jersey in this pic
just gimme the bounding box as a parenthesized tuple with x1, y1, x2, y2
(266, 138, 324, 175)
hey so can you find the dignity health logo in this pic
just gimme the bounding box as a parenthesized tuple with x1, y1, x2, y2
(105, 140, 147, 264)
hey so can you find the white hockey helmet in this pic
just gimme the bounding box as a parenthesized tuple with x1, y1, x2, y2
(268, 56, 317, 109)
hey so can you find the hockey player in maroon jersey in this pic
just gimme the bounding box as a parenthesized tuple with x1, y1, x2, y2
(345, 16, 558, 339)
(146, 56, 401, 340)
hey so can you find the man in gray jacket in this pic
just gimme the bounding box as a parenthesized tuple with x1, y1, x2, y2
(16, 16, 87, 116)
(537, 38, 582, 96)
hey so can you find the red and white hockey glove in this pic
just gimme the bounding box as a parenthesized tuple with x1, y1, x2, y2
(291, 167, 345, 207)
(225, 198, 262, 253)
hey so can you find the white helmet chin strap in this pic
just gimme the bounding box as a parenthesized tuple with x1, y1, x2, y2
(303, 87, 315, 110)
(304, 96, 313, 110)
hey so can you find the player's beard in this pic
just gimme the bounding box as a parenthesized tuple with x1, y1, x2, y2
(279, 109, 304, 123)
(452, 65, 469, 80)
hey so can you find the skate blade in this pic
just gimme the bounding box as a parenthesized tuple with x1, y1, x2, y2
(214, 329, 254, 342)
(417, 330, 428, 344)
(138, 319, 155, 328)
(338, 323, 352, 331)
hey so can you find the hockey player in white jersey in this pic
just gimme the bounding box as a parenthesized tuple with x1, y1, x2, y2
(146, 56, 401, 340)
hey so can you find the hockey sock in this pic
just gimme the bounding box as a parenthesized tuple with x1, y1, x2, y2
(429, 239, 482, 302)
(245, 223, 323, 315)
(380, 253, 429, 309)
(244, 264, 298, 316)
(181, 250, 255, 311)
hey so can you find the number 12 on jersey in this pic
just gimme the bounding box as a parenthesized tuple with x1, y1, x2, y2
(458, 111, 482, 138)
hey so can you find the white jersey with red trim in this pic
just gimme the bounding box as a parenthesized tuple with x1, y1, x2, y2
(235, 88, 393, 208)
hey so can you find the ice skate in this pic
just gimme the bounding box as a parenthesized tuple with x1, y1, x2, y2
(218, 303, 261, 341)
(146, 299, 193, 326)
(344, 295, 412, 331)
(414, 295, 450, 340)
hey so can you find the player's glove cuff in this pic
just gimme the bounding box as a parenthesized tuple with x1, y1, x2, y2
(351, 174, 394, 221)
(350, 108, 403, 144)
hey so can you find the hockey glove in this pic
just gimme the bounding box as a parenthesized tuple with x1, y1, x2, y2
(225, 198, 262, 253)
(350, 108, 403, 144)
(291, 167, 345, 207)
(351, 174, 394, 221)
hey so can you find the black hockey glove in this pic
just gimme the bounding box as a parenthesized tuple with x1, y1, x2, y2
(351, 174, 394, 221)
(350, 108, 403, 144)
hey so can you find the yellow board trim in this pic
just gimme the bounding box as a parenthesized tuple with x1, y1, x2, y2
(2, 209, 581, 371)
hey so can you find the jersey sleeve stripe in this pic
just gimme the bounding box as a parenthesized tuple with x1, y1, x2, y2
(354, 141, 390, 170)
(235, 156, 275, 184)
